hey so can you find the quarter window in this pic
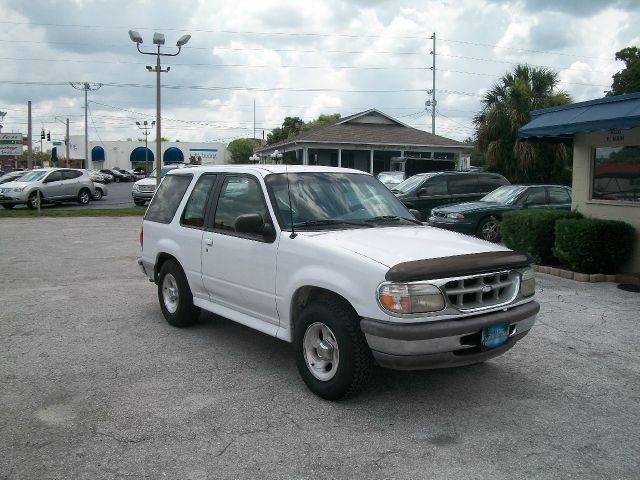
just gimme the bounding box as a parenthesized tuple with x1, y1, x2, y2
(181, 174, 217, 228)
(548, 187, 571, 204)
(214, 176, 269, 235)
(145, 174, 192, 224)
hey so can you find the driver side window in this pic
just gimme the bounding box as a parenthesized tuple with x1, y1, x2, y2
(214, 176, 269, 236)
(45, 171, 62, 183)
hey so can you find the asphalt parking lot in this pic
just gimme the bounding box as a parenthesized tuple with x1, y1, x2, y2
(1, 217, 639, 479)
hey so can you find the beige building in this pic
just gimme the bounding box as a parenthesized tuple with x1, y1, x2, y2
(519, 94, 640, 273)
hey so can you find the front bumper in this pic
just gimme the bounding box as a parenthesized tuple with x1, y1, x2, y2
(360, 301, 539, 370)
(428, 217, 476, 235)
(132, 190, 155, 200)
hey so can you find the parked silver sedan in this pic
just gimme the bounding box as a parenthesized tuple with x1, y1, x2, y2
(0, 168, 97, 209)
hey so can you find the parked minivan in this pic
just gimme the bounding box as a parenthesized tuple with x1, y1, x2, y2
(392, 171, 510, 219)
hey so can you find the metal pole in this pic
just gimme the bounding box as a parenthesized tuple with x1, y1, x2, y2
(156, 48, 162, 186)
(431, 32, 436, 135)
(145, 131, 149, 176)
(84, 83, 89, 170)
(66, 118, 70, 166)
(27, 101, 32, 169)
(253, 99, 256, 141)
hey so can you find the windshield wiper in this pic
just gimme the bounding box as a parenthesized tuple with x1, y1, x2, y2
(293, 219, 373, 229)
(364, 215, 422, 225)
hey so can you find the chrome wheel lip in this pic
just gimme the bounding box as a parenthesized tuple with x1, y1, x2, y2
(162, 273, 179, 314)
(303, 322, 339, 381)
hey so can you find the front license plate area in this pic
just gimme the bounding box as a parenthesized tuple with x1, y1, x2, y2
(481, 322, 510, 350)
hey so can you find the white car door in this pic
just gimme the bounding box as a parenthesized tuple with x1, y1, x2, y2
(201, 174, 279, 326)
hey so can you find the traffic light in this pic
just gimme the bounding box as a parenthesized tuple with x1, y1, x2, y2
(40, 129, 45, 140)
(47, 131, 51, 141)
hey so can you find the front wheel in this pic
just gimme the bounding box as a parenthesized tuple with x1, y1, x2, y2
(476, 216, 501, 242)
(27, 192, 41, 210)
(1, 203, 15, 209)
(77, 188, 91, 205)
(157, 259, 200, 327)
(134, 199, 146, 207)
(294, 297, 372, 400)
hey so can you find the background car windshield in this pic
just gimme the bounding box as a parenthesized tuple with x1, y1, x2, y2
(394, 174, 434, 193)
(148, 167, 175, 178)
(265, 172, 414, 228)
(19, 171, 47, 182)
(377, 172, 404, 183)
(481, 185, 527, 204)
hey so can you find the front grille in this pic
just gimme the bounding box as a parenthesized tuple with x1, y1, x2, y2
(442, 270, 519, 311)
(431, 211, 446, 218)
(139, 185, 156, 192)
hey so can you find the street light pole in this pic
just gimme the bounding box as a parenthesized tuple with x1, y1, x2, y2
(70, 82, 103, 169)
(136, 120, 155, 176)
(128, 30, 191, 186)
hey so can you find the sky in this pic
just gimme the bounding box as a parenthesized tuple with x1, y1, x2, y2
(0, 0, 638, 147)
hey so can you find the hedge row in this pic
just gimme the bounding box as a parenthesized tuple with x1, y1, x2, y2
(500, 209, 583, 264)
(501, 209, 636, 274)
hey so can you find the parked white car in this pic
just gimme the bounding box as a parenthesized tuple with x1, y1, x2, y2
(131, 165, 189, 206)
(138, 165, 539, 399)
(0, 168, 96, 209)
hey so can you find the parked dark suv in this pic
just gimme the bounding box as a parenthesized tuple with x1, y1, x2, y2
(392, 171, 510, 219)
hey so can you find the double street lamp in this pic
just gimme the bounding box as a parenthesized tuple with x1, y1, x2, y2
(136, 120, 155, 177)
(128, 29, 191, 185)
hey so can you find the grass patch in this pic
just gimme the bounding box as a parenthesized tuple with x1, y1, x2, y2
(0, 208, 145, 218)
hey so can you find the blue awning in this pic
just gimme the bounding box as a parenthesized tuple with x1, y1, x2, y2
(163, 147, 184, 164)
(130, 146, 154, 163)
(518, 93, 640, 139)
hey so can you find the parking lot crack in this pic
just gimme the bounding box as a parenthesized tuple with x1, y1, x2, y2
(94, 428, 149, 444)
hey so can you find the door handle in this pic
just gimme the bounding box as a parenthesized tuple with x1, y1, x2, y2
(204, 238, 213, 246)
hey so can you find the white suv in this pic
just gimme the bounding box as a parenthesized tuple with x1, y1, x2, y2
(138, 165, 539, 400)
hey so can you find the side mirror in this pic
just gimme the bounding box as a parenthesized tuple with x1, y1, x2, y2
(409, 209, 422, 221)
(234, 213, 276, 241)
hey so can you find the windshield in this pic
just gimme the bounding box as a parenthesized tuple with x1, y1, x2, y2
(394, 174, 434, 194)
(377, 172, 404, 183)
(19, 171, 48, 182)
(481, 185, 527, 204)
(265, 172, 417, 230)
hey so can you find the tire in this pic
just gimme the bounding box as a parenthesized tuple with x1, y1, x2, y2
(92, 188, 103, 201)
(1, 203, 15, 209)
(77, 188, 91, 205)
(476, 216, 501, 242)
(157, 259, 200, 327)
(115, 177, 120, 183)
(27, 192, 41, 210)
(294, 297, 372, 400)
(134, 199, 146, 207)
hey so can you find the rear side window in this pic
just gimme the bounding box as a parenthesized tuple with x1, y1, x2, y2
(145, 175, 192, 224)
(62, 170, 82, 180)
(447, 175, 478, 194)
(181, 174, 217, 228)
(477, 174, 508, 192)
(548, 187, 571, 204)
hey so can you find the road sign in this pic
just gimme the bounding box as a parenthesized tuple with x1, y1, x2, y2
(0, 144, 23, 156)
(0, 133, 22, 142)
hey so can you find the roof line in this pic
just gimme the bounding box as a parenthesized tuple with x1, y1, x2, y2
(530, 92, 640, 117)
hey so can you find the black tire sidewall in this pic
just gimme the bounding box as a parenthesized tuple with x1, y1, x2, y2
(93, 189, 102, 200)
(157, 260, 199, 327)
(294, 300, 371, 400)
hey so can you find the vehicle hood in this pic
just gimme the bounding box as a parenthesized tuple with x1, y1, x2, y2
(134, 178, 156, 187)
(300, 225, 509, 268)
(0, 181, 33, 190)
(433, 201, 499, 213)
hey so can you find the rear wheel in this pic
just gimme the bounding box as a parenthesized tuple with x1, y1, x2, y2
(476, 216, 501, 242)
(92, 188, 103, 201)
(294, 297, 372, 400)
(157, 259, 200, 327)
(77, 188, 91, 205)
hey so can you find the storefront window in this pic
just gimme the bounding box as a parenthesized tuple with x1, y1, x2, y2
(592, 146, 640, 203)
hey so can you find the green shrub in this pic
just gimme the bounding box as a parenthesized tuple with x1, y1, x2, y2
(553, 218, 635, 274)
(501, 209, 583, 264)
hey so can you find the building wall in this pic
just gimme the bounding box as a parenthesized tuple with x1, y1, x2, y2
(67, 137, 228, 169)
(573, 128, 640, 272)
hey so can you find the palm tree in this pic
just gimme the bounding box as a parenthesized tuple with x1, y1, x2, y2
(474, 65, 572, 183)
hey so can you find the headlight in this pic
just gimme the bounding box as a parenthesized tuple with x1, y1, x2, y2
(13, 186, 26, 192)
(446, 212, 464, 219)
(132, 184, 139, 191)
(378, 283, 445, 315)
(520, 268, 535, 297)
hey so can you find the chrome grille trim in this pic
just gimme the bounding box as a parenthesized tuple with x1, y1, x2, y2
(434, 270, 520, 312)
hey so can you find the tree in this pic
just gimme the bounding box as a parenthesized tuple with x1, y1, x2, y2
(227, 138, 259, 164)
(474, 64, 572, 184)
(607, 46, 640, 96)
(301, 113, 341, 132)
(266, 116, 304, 145)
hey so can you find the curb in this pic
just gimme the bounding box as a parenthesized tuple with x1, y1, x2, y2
(532, 265, 640, 285)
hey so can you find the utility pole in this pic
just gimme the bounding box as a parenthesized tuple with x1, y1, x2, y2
(70, 82, 103, 170)
(426, 32, 437, 135)
(253, 99, 256, 141)
(136, 120, 155, 176)
(27, 101, 32, 169)
(66, 118, 70, 165)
